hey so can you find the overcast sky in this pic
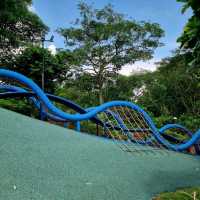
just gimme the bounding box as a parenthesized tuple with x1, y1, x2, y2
(32, 0, 191, 75)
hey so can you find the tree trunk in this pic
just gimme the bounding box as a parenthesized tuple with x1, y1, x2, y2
(99, 87, 104, 105)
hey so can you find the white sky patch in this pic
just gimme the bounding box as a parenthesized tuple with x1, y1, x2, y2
(120, 58, 160, 76)
(28, 5, 36, 13)
(48, 44, 57, 55)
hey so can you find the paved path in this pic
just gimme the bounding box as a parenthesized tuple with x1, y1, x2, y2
(0, 108, 200, 200)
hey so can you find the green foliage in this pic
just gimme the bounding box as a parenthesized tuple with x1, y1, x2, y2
(0, 0, 48, 63)
(4, 46, 73, 92)
(0, 46, 74, 116)
(58, 2, 164, 103)
(81, 121, 98, 135)
(153, 114, 200, 132)
(0, 99, 37, 117)
(177, 0, 200, 69)
(104, 75, 138, 101)
(138, 53, 200, 121)
(153, 115, 177, 128)
(56, 72, 99, 108)
(179, 115, 200, 131)
(153, 187, 200, 200)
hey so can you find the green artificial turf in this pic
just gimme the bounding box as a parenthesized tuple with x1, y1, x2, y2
(0, 107, 200, 200)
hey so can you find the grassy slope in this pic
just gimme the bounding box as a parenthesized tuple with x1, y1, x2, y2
(153, 187, 200, 200)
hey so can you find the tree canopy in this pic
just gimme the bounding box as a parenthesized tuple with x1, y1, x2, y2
(0, 0, 48, 63)
(4, 46, 75, 92)
(59, 2, 164, 104)
(177, 0, 200, 69)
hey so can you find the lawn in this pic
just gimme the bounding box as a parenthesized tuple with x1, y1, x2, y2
(153, 187, 200, 200)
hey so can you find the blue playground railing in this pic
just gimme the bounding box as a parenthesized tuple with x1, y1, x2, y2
(0, 69, 199, 154)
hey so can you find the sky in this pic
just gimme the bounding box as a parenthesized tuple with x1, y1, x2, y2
(32, 0, 191, 75)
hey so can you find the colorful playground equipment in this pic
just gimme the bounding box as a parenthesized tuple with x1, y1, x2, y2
(0, 69, 200, 155)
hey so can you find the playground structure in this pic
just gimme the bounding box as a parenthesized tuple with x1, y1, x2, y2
(0, 69, 200, 155)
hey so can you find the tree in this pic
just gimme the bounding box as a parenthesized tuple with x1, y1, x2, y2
(138, 53, 200, 118)
(177, 0, 200, 69)
(4, 46, 73, 92)
(0, 0, 48, 63)
(56, 72, 99, 108)
(58, 2, 164, 104)
(104, 74, 143, 102)
(0, 46, 76, 117)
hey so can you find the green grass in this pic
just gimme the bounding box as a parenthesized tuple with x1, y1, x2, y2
(153, 187, 200, 200)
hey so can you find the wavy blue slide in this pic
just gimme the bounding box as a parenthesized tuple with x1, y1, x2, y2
(0, 69, 200, 153)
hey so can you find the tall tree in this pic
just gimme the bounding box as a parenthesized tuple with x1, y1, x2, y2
(0, 0, 48, 63)
(138, 53, 200, 117)
(177, 0, 200, 69)
(58, 2, 164, 104)
(4, 46, 74, 92)
(56, 72, 99, 108)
